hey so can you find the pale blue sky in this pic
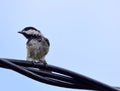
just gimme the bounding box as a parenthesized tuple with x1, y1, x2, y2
(0, 0, 120, 91)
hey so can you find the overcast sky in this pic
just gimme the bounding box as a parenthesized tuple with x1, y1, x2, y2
(0, 0, 120, 91)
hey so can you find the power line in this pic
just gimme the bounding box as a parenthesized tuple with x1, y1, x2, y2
(0, 58, 119, 91)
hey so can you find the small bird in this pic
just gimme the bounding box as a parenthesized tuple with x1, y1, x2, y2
(18, 27, 50, 65)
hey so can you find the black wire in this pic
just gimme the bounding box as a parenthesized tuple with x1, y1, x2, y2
(0, 59, 94, 90)
(0, 58, 85, 89)
(25, 68, 93, 90)
(5, 58, 118, 91)
(0, 58, 119, 91)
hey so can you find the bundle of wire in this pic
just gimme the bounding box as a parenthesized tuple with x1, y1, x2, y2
(0, 58, 119, 91)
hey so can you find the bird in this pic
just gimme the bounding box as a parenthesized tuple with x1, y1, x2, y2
(18, 26, 50, 65)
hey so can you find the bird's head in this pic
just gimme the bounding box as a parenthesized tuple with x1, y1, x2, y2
(18, 27, 42, 39)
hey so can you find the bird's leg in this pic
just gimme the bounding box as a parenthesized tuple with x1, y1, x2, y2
(42, 60, 47, 66)
(39, 57, 47, 66)
(36, 59, 47, 65)
(31, 60, 37, 65)
(27, 58, 36, 65)
(38, 59, 51, 72)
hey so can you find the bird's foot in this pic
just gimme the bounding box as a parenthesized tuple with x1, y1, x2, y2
(31, 61, 37, 66)
(43, 61, 47, 66)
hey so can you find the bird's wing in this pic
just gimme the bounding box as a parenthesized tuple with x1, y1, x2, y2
(44, 37, 50, 47)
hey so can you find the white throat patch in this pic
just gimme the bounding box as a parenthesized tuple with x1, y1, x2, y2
(24, 29, 42, 35)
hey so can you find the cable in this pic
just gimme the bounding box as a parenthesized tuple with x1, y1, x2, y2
(0, 58, 95, 90)
(0, 58, 84, 89)
(0, 58, 119, 91)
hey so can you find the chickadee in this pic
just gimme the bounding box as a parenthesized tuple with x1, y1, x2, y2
(18, 27, 50, 65)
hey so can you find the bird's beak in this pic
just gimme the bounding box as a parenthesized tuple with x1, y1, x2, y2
(18, 31, 23, 34)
